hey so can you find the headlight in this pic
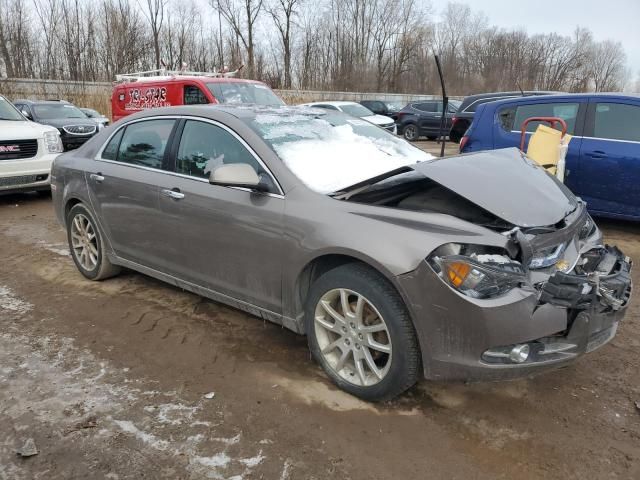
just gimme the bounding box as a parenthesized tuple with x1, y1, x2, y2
(428, 244, 526, 299)
(44, 131, 63, 153)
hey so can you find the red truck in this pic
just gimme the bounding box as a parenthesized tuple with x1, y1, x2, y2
(111, 69, 284, 121)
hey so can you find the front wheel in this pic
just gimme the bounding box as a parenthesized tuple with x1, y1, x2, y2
(66, 203, 120, 281)
(402, 124, 419, 142)
(305, 263, 421, 401)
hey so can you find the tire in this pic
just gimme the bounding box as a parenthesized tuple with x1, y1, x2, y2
(305, 263, 421, 401)
(449, 130, 461, 143)
(402, 124, 419, 142)
(66, 203, 120, 281)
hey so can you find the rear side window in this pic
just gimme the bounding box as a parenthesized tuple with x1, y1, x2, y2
(593, 103, 640, 142)
(176, 120, 263, 179)
(414, 102, 436, 112)
(102, 129, 124, 160)
(499, 102, 579, 134)
(184, 85, 209, 105)
(117, 119, 175, 169)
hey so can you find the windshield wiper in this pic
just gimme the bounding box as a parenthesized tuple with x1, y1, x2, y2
(330, 166, 413, 200)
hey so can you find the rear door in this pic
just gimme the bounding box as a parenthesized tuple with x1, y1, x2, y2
(577, 99, 640, 218)
(494, 99, 587, 195)
(86, 117, 178, 270)
(158, 118, 285, 313)
(413, 102, 439, 135)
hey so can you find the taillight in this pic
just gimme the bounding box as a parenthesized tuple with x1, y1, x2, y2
(459, 135, 469, 152)
(396, 112, 406, 121)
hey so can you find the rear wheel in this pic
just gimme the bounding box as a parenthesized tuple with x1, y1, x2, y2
(66, 203, 120, 281)
(305, 263, 421, 401)
(402, 124, 419, 142)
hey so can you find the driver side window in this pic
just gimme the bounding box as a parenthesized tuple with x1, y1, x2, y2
(176, 120, 264, 179)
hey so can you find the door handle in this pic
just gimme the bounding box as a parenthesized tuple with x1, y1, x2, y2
(587, 150, 606, 159)
(161, 188, 185, 200)
(90, 173, 104, 183)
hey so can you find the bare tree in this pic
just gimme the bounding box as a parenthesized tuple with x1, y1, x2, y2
(140, 0, 167, 70)
(266, 0, 300, 88)
(213, 0, 263, 77)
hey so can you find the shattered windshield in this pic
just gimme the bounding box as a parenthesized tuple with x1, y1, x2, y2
(250, 109, 433, 194)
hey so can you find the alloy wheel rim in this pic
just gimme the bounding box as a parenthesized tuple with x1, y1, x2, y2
(405, 126, 416, 140)
(314, 288, 392, 387)
(70, 213, 98, 271)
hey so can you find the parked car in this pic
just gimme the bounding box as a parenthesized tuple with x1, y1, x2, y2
(80, 107, 110, 129)
(0, 94, 62, 194)
(51, 105, 631, 401)
(396, 100, 461, 141)
(112, 69, 284, 121)
(359, 100, 404, 121)
(13, 99, 99, 151)
(460, 93, 640, 221)
(449, 91, 557, 143)
(299, 101, 396, 134)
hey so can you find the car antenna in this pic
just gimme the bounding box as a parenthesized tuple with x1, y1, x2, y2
(434, 54, 448, 158)
(516, 80, 525, 96)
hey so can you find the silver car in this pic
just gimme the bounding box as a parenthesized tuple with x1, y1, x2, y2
(51, 105, 632, 401)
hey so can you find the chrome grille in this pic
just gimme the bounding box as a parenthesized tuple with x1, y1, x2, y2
(63, 125, 97, 135)
(0, 139, 38, 160)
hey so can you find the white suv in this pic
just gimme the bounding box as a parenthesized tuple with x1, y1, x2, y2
(0, 95, 63, 194)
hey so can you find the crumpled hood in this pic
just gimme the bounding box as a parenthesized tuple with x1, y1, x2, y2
(410, 148, 577, 228)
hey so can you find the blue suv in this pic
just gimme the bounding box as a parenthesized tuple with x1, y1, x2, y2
(460, 93, 640, 221)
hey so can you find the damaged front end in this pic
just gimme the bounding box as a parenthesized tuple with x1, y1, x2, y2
(418, 202, 632, 378)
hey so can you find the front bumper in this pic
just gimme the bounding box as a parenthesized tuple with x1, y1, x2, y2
(398, 245, 632, 381)
(0, 153, 58, 194)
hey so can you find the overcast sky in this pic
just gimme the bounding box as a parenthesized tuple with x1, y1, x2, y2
(455, 0, 640, 75)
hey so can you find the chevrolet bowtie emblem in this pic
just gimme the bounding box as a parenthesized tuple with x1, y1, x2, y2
(555, 259, 570, 272)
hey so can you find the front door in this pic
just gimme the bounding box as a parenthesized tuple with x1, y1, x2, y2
(158, 119, 285, 313)
(577, 99, 640, 218)
(86, 118, 178, 270)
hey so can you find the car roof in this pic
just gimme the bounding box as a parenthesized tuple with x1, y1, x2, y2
(115, 76, 264, 86)
(14, 99, 72, 105)
(119, 104, 330, 123)
(481, 92, 640, 110)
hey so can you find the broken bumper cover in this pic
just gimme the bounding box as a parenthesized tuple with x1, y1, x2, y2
(397, 245, 632, 381)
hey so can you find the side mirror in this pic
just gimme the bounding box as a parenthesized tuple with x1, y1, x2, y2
(209, 163, 270, 192)
(21, 109, 32, 120)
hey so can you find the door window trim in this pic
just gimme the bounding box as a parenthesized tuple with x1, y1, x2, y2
(499, 100, 587, 137)
(583, 100, 640, 143)
(94, 115, 284, 197)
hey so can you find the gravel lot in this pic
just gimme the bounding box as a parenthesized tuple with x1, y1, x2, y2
(1, 162, 639, 479)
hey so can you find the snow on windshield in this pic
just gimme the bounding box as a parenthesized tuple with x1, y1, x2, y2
(253, 111, 433, 193)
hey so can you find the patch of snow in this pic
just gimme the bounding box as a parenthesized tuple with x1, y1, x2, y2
(268, 121, 432, 193)
(0, 286, 33, 314)
(193, 452, 231, 468)
(211, 433, 241, 445)
(112, 419, 170, 451)
(239, 451, 265, 468)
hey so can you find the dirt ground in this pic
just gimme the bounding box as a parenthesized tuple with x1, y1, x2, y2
(1, 173, 639, 479)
